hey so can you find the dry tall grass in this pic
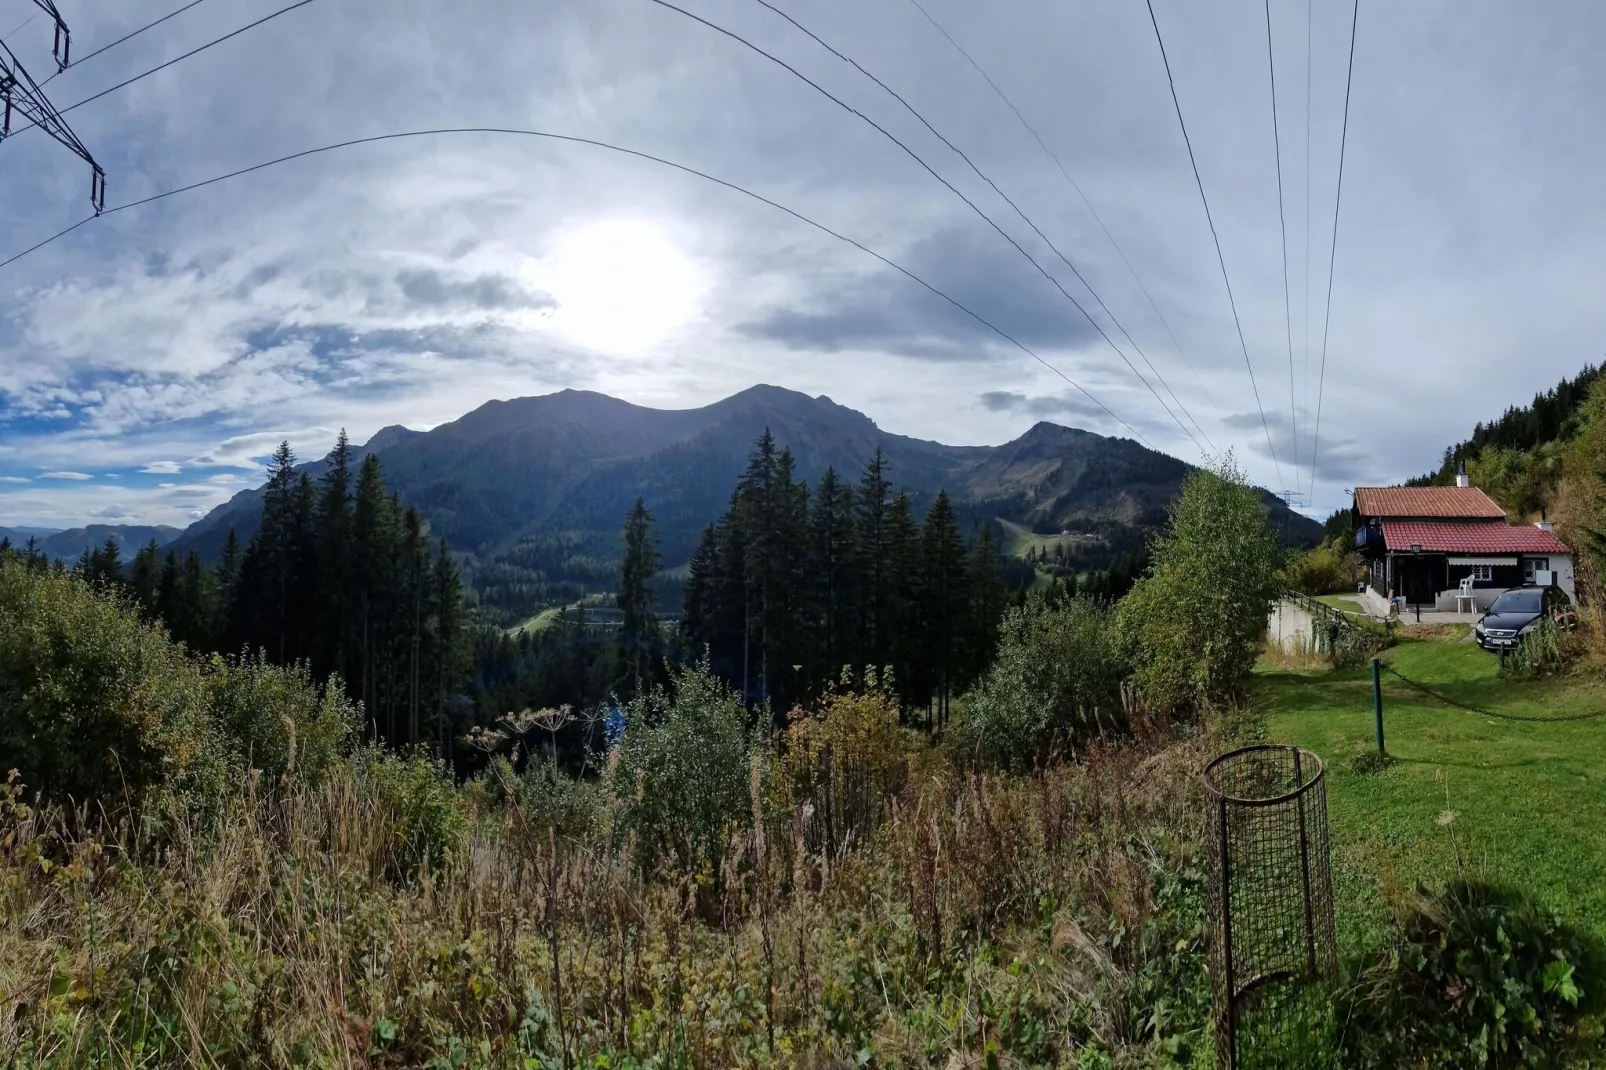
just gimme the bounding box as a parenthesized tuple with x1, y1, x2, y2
(0, 720, 1217, 1068)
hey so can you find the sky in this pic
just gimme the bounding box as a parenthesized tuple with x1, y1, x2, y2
(2, 0, 1605, 529)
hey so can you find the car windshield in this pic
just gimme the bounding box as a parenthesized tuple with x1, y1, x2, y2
(1489, 590, 1543, 615)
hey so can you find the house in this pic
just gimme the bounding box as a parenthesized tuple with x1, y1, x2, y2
(1352, 467, 1574, 612)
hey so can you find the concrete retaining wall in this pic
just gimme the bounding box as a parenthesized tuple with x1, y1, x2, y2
(1267, 599, 1318, 654)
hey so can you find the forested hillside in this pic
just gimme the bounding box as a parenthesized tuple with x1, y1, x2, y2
(1407, 362, 1602, 517)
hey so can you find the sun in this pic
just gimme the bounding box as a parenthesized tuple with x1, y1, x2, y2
(522, 220, 703, 354)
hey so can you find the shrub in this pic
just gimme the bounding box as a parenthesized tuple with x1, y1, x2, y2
(615, 662, 754, 879)
(1500, 616, 1578, 679)
(1118, 458, 1282, 713)
(1336, 881, 1606, 1068)
(0, 558, 227, 813)
(778, 680, 909, 854)
(1282, 542, 1360, 596)
(350, 746, 468, 878)
(955, 593, 1127, 769)
(205, 652, 359, 783)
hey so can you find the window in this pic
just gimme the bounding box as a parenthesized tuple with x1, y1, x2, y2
(1468, 564, 1493, 583)
(1524, 558, 1550, 584)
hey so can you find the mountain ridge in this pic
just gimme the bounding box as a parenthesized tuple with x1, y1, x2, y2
(167, 385, 1319, 574)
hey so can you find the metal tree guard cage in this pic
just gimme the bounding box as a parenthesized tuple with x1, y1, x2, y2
(1205, 745, 1337, 1069)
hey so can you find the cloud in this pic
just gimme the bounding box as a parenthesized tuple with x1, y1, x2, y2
(0, 476, 30, 484)
(93, 506, 130, 519)
(187, 429, 337, 470)
(141, 461, 183, 474)
(738, 226, 1103, 361)
(1220, 412, 1371, 488)
(979, 390, 1114, 422)
(39, 471, 93, 480)
(394, 268, 553, 312)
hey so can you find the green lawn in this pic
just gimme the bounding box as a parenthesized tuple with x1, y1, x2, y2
(1256, 638, 1606, 950)
(995, 517, 1101, 559)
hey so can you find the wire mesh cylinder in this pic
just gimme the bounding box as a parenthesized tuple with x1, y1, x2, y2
(1205, 745, 1337, 1069)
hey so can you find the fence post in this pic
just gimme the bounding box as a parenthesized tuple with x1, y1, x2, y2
(1371, 657, 1385, 757)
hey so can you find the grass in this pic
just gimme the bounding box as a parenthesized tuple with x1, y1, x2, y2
(1255, 635, 1606, 952)
(995, 517, 1100, 560)
(507, 593, 618, 636)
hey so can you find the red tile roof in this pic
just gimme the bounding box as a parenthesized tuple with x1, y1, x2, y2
(1354, 485, 1506, 519)
(1381, 521, 1570, 555)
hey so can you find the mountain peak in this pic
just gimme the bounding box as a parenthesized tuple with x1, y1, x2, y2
(364, 425, 422, 452)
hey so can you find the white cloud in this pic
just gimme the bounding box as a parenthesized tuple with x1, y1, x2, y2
(39, 472, 93, 481)
(0, 476, 30, 484)
(141, 461, 183, 474)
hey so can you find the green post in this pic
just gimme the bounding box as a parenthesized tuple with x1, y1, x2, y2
(1371, 657, 1385, 757)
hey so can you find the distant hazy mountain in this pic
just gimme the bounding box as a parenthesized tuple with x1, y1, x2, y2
(0, 524, 184, 563)
(168, 385, 1319, 570)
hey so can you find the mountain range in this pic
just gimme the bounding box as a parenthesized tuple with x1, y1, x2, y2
(167, 385, 1320, 575)
(0, 524, 184, 563)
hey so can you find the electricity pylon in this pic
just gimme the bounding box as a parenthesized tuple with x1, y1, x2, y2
(1, 3, 105, 213)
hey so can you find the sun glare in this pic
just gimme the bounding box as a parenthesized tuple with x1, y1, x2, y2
(523, 219, 703, 354)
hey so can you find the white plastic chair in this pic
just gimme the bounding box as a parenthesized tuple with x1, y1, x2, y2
(1455, 574, 1477, 614)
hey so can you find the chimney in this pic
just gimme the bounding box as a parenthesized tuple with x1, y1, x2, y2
(1456, 462, 1469, 488)
(1537, 520, 1555, 534)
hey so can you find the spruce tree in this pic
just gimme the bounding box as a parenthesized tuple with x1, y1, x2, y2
(318, 429, 355, 676)
(920, 491, 966, 729)
(965, 522, 1006, 693)
(854, 448, 892, 680)
(618, 497, 661, 698)
(129, 539, 162, 617)
(885, 491, 921, 710)
(808, 467, 855, 686)
(680, 524, 719, 659)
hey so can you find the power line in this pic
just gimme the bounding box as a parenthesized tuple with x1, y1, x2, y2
(0, 125, 1157, 447)
(1310, 0, 1360, 506)
(1143, 0, 1284, 491)
(41, 0, 213, 86)
(1264, 0, 1298, 484)
(0, 13, 40, 43)
(7, 0, 315, 137)
(902, 0, 1225, 443)
(751, 0, 1216, 454)
(1302, 0, 1313, 494)
(644, 0, 1204, 457)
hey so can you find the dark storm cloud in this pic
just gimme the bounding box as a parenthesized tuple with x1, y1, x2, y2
(738, 225, 1103, 361)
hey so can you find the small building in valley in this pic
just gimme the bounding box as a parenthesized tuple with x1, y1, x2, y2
(1352, 469, 1574, 610)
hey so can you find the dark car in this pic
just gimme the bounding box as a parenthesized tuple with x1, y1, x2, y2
(1474, 585, 1573, 651)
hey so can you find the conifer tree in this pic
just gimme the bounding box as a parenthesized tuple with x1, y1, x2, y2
(920, 491, 966, 728)
(808, 467, 855, 685)
(618, 497, 661, 698)
(855, 448, 892, 680)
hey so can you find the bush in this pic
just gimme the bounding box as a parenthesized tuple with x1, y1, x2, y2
(955, 593, 1127, 769)
(778, 680, 909, 854)
(1500, 616, 1578, 679)
(1118, 459, 1282, 713)
(0, 558, 227, 813)
(351, 747, 468, 878)
(1282, 542, 1360, 596)
(1336, 881, 1606, 1068)
(615, 662, 755, 879)
(205, 652, 359, 783)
